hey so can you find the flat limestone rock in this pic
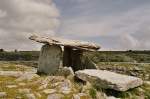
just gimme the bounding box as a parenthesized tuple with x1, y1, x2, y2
(75, 69, 143, 91)
(38, 44, 62, 74)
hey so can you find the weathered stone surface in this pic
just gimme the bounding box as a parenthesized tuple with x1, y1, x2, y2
(57, 67, 74, 77)
(29, 35, 100, 51)
(0, 92, 7, 98)
(38, 44, 62, 74)
(0, 71, 37, 77)
(0, 71, 23, 77)
(47, 93, 64, 99)
(75, 69, 143, 91)
(16, 73, 39, 81)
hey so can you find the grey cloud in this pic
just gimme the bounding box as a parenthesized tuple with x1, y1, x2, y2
(0, 0, 60, 50)
(58, 2, 150, 50)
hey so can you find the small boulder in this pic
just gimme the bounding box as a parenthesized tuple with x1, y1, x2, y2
(75, 69, 143, 91)
(58, 67, 74, 77)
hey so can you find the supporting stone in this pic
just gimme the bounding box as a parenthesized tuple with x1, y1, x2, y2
(63, 48, 97, 71)
(71, 50, 85, 71)
(63, 46, 72, 67)
(38, 44, 62, 74)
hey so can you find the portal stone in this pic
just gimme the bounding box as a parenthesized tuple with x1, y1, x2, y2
(38, 44, 62, 74)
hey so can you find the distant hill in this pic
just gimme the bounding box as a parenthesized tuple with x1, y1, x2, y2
(0, 51, 39, 61)
(86, 50, 150, 63)
(0, 50, 150, 63)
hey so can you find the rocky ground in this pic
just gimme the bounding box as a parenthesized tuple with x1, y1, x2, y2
(0, 61, 150, 99)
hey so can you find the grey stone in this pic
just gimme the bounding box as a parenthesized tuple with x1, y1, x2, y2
(75, 69, 143, 91)
(58, 67, 74, 77)
(47, 94, 64, 99)
(0, 71, 23, 77)
(16, 73, 39, 81)
(0, 92, 7, 98)
(38, 44, 62, 74)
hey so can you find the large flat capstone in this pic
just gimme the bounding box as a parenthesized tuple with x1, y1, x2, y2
(38, 44, 62, 74)
(75, 69, 143, 91)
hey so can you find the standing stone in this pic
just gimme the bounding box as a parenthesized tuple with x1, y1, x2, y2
(38, 44, 62, 74)
(63, 47, 97, 71)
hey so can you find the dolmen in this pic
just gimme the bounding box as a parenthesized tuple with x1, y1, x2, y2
(29, 34, 100, 74)
(75, 69, 143, 91)
(29, 34, 143, 91)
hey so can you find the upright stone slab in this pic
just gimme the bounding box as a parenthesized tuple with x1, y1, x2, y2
(38, 44, 62, 74)
(63, 47, 97, 71)
(75, 69, 143, 91)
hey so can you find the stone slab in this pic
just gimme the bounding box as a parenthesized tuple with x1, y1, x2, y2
(75, 69, 143, 91)
(38, 44, 62, 74)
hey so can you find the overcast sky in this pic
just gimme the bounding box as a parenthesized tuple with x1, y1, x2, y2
(0, 0, 150, 51)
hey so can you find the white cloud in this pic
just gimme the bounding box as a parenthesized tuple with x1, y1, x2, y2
(0, 0, 60, 50)
(59, 3, 150, 50)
